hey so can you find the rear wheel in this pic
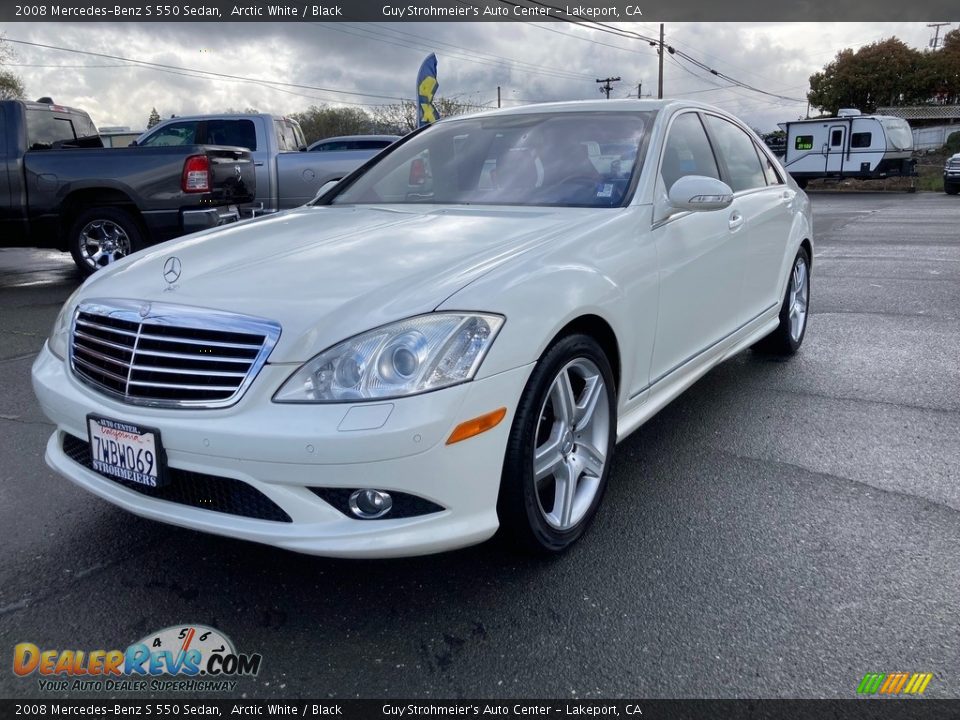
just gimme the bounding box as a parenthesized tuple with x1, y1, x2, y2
(68, 207, 144, 277)
(753, 246, 811, 356)
(497, 334, 617, 554)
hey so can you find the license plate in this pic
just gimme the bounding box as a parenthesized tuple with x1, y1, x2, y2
(87, 415, 166, 488)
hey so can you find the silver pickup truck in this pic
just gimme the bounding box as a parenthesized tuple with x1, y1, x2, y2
(135, 114, 396, 213)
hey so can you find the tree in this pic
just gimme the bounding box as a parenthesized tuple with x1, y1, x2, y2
(807, 37, 936, 115)
(0, 36, 26, 100)
(289, 105, 374, 143)
(146, 107, 161, 128)
(371, 96, 488, 135)
(931, 28, 960, 103)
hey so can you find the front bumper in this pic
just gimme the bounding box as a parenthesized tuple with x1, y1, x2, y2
(32, 344, 533, 558)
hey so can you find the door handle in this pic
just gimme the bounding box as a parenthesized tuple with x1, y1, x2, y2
(728, 211, 744, 232)
(254, 162, 265, 167)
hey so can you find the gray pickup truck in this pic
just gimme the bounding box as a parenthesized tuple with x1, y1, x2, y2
(0, 99, 255, 275)
(136, 114, 396, 213)
(945, 153, 959, 195)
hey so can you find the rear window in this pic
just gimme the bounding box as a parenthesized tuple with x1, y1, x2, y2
(274, 119, 301, 151)
(206, 119, 257, 150)
(26, 109, 102, 150)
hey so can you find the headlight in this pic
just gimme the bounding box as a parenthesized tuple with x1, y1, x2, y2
(48, 288, 82, 360)
(273, 313, 504, 403)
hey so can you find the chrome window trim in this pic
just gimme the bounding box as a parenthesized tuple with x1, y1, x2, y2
(69, 298, 281, 409)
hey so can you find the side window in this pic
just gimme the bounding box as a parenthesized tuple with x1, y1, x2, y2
(831, 129, 843, 147)
(851, 132, 872, 148)
(756, 143, 783, 185)
(795, 135, 813, 150)
(660, 112, 720, 191)
(205, 119, 257, 150)
(140, 121, 198, 147)
(0, 106, 6, 157)
(25, 111, 77, 149)
(703, 115, 767, 193)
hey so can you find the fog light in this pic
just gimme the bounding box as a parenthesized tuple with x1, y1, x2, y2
(348, 489, 393, 519)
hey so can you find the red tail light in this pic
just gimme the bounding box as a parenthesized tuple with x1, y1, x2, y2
(181, 155, 210, 193)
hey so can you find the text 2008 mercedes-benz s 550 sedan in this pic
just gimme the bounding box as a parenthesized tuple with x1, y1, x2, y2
(32, 100, 812, 558)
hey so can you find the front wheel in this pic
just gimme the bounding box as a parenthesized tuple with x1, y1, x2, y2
(945, 183, 959, 196)
(68, 207, 145, 277)
(753, 246, 811, 356)
(497, 334, 617, 554)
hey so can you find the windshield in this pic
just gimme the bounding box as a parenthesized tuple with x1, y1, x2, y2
(332, 111, 656, 208)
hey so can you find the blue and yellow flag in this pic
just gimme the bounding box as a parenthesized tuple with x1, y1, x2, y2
(416, 53, 440, 128)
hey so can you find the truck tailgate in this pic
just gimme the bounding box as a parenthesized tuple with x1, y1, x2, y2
(205, 146, 256, 205)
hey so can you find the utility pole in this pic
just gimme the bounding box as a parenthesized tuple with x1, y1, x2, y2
(927, 22, 952, 50)
(497, 86, 501, 108)
(658, 23, 665, 99)
(596, 77, 621, 99)
(637, 82, 642, 99)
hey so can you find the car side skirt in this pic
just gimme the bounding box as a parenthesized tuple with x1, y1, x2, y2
(616, 302, 780, 443)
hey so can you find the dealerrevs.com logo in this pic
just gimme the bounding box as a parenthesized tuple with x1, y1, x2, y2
(13, 625, 262, 693)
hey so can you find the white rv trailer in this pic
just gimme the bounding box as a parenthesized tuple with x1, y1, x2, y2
(779, 109, 915, 188)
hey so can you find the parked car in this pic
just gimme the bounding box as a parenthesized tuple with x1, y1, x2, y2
(307, 134, 400, 152)
(0, 99, 255, 275)
(135, 116, 394, 213)
(32, 100, 812, 558)
(944, 153, 960, 195)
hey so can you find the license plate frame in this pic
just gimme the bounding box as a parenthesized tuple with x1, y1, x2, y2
(86, 414, 168, 488)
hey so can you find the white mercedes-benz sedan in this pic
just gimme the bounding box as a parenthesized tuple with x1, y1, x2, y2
(32, 100, 812, 558)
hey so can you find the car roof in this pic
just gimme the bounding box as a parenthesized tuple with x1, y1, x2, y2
(441, 98, 735, 123)
(311, 135, 401, 143)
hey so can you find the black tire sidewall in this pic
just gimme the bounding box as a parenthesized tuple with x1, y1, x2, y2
(498, 334, 617, 553)
(68, 207, 145, 277)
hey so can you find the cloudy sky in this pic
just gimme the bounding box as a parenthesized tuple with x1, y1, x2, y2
(0, 21, 946, 133)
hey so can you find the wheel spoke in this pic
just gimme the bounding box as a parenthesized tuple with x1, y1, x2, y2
(534, 432, 565, 481)
(577, 440, 606, 478)
(550, 370, 576, 425)
(552, 459, 578, 529)
(574, 374, 603, 429)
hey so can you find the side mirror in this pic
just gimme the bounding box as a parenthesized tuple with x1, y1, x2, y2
(314, 179, 340, 199)
(668, 176, 734, 212)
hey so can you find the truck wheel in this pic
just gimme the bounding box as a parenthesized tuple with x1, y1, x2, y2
(946, 183, 959, 196)
(68, 207, 144, 277)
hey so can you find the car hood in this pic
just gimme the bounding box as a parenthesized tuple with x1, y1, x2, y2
(80, 204, 596, 362)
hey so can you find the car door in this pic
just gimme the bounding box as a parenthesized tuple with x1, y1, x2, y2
(647, 111, 746, 386)
(702, 114, 795, 323)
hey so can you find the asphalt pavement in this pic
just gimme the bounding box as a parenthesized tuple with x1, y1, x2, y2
(0, 192, 958, 699)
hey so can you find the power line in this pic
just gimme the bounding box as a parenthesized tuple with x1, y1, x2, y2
(4, 37, 412, 105)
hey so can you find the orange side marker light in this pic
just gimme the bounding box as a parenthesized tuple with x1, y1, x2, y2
(446, 408, 507, 445)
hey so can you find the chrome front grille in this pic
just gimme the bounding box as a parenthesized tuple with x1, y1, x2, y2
(70, 299, 281, 408)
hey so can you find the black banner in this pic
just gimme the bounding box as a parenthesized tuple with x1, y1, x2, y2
(3, 700, 960, 720)
(1, 0, 958, 22)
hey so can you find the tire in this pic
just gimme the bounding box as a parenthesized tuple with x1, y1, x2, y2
(945, 183, 959, 196)
(68, 206, 145, 277)
(753, 246, 811, 356)
(497, 334, 617, 554)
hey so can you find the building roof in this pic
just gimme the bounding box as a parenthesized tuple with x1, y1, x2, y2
(876, 105, 960, 120)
